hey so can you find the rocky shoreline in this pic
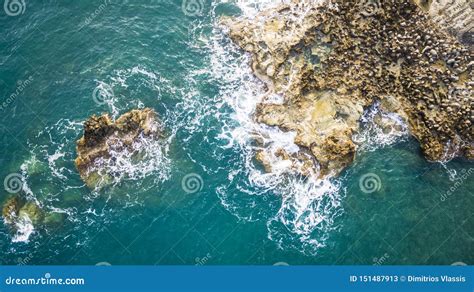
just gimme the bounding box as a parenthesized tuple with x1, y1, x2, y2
(224, 0, 473, 177)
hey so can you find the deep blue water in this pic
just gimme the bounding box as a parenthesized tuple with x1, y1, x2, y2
(0, 0, 472, 265)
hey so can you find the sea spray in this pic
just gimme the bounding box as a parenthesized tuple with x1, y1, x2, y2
(201, 0, 344, 254)
(353, 102, 409, 152)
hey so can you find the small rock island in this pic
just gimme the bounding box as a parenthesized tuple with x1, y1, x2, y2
(75, 108, 161, 189)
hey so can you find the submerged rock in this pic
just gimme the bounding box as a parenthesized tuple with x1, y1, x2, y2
(43, 212, 66, 227)
(224, 0, 473, 177)
(75, 108, 162, 189)
(2, 195, 42, 237)
(2, 194, 66, 241)
(2, 195, 25, 226)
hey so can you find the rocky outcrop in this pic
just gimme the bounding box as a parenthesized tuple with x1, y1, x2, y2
(2, 194, 65, 239)
(75, 108, 161, 188)
(2, 195, 43, 233)
(224, 0, 473, 177)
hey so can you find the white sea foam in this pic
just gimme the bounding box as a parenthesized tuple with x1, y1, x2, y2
(89, 132, 171, 190)
(47, 150, 67, 180)
(198, 0, 343, 254)
(5, 120, 81, 243)
(9, 107, 170, 243)
(111, 65, 167, 94)
(353, 102, 409, 152)
(83, 66, 174, 190)
(11, 215, 34, 243)
(231, 0, 290, 18)
(27, 119, 83, 185)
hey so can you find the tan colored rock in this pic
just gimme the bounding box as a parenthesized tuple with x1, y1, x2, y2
(225, 0, 473, 176)
(75, 108, 161, 188)
(2, 196, 23, 225)
(255, 150, 273, 173)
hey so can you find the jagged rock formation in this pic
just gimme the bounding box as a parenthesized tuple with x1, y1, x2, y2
(75, 108, 161, 188)
(224, 0, 473, 177)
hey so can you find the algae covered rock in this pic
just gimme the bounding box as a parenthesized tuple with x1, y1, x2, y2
(2, 196, 44, 226)
(75, 108, 162, 189)
(2, 195, 24, 225)
(18, 201, 44, 225)
(2, 194, 67, 242)
(43, 212, 66, 227)
(2, 195, 43, 240)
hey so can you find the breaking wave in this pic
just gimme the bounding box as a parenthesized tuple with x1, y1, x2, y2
(11, 215, 34, 243)
(353, 102, 409, 152)
(86, 132, 171, 190)
(199, 0, 411, 255)
(193, 0, 344, 255)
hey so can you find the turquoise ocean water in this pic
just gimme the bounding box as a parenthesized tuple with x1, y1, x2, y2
(0, 0, 472, 265)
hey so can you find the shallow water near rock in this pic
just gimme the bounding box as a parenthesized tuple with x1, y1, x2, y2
(0, 0, 472, 265)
